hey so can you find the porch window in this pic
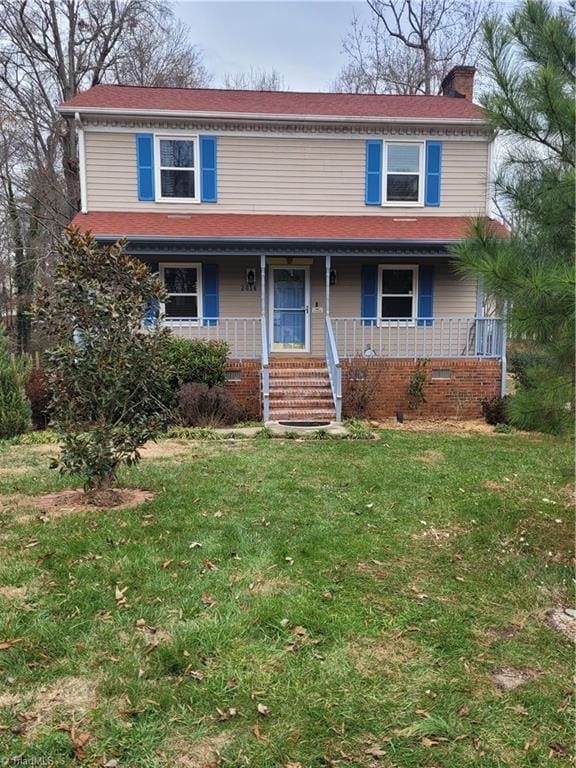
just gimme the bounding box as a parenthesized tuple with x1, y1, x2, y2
(384, 143, 423, 204)
(379, 265, 418, 320)
(160, 264, 202, 320)
(156, 136, 198, 200)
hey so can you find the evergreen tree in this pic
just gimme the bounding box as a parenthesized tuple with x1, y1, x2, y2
(0, 325, 31, 438)
(455, 0, 575, 433)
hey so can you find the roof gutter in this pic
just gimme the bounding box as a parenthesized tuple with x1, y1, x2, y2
(57, 105, 487, 127)
(91, 234, 462, 246)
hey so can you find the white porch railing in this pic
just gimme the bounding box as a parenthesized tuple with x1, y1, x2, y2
(331, 317, 503, 359)
(163, 317, 262, 359)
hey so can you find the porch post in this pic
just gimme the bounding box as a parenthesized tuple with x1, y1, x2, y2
(260, 253, 266, 321)
(325, 253, 331, 316)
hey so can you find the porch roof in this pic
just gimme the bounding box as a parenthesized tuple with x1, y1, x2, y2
(71, 212, 508, 251)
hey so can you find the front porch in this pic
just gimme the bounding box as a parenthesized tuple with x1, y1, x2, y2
(153, 252, 504, 423)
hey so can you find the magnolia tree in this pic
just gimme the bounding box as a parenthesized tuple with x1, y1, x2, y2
(36, 228, 171, 494)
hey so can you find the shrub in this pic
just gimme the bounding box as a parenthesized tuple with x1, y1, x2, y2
(26, 368, 50, 429)
(508, 349, 547, 389)
(0, 325, 31, 438)
(407, 361, 427, 410)
(481, 395, 511, 425)
(162, 336, 229, 403)
(343, 365, 377, 418)
(176, 383, 245, 427)
(344, 418, 375, 440)
(35, 229, 172, 492)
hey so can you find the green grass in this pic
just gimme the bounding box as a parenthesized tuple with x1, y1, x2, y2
(0, 430, 573, 766)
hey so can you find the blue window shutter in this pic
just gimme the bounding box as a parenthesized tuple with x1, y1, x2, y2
(365, 140, 382, 206)
(424, 141, 442, 207)
(200, 135, 217, 203)
(417, 266, 434, 326)
(202, 263, 219, 326)
(361, 265, 378, 325)
(136, 134, 155, 201)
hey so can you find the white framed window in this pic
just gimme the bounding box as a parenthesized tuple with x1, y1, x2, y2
(154, 134, 199, 202)
(378, 264, 419, 321)
(159, 263, 202, 321)
(383, 142, 424, 206)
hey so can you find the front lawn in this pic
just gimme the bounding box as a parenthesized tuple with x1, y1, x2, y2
(0, 431, 573, 766)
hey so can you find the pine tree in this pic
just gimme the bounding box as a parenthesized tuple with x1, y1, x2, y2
(454, 0, 575, 433)
(0, 325, 31, 438)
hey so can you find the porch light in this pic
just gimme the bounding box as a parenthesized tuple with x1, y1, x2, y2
(329, 268, 337, 286)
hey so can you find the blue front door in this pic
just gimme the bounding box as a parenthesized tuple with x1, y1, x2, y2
(271, 267, 309, 351)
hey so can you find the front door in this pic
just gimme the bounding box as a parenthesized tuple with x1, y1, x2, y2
(269, 266, 310, 352)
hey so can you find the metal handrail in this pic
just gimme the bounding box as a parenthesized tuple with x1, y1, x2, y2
(325, 316, 342, 422)
(261, 319, 270, 422)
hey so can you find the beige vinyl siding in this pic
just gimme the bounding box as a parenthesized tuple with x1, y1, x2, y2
(85, 131, 490, 216)
(161, 256, 477, 357)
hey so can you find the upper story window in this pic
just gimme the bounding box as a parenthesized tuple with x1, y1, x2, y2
(384, 142, 424, 205)
(156, 136, 198, 201)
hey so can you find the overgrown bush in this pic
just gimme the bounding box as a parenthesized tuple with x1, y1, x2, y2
(26, 368, 50, 429)
(481, 395, 511, 425)
(35, 228, 171, 492)
(0, 325, 31, 438)
(342, 365, 377, 418)
(176, 383, 246, 427)
(407, 361, 427, 410)
(162, 336, 229, 404)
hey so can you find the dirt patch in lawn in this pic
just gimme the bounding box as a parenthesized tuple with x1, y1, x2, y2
(7, 488, 155, 522)
(483, 480, 508, 492)
(487, 624, 522, 641)
(491, 666, 542, 691)
(0, 585, 29, 601)
(246, 574, 294, 596)
(168, 732, 230, 767)
(412, 524, 468, 545)
(415, 449, 444, 464)
(140, 440, 201, 460)
(374, 418, 502, 435)
(546, 608, 576, 642)
(348, 633, 424, 677)
(5, 676, 99, 740)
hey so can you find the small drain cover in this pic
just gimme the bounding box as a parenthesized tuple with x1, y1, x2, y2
(278, 421, 331, 428)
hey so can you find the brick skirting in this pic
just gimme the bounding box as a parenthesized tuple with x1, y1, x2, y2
(224, 358, 502, 422)
(342, 358, 502, 420)
(224, 360, 262, 420)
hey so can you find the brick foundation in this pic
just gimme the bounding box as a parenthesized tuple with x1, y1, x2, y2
(224, 360, 262, 420)
(342, 358, 502, 420)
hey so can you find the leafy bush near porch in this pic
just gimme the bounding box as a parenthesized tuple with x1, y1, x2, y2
(35, 228, 171, 492)
(161, 336, 229, 403)
(481, 395, 511, 426)
(176, 382, 246, 427)
(0, 325, 31, 438)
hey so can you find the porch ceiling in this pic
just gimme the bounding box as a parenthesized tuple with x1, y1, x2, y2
(70, 211, 508, 259)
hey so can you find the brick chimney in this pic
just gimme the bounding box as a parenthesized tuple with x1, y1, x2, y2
(440, 66, 476, 100)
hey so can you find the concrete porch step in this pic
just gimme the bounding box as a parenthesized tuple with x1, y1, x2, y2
(270, 410, 336, 421)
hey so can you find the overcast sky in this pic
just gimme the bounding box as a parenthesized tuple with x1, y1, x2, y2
(174, 1, 367, 91)
(173, 0, 531, 92)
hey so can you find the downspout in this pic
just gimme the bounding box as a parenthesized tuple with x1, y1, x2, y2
(75, 111, 88, 214)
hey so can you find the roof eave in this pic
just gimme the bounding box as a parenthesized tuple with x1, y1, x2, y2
(57, 104, 487, 126)
(91, 234, 463, 246)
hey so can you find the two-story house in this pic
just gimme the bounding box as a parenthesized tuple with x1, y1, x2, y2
(58, 66, 507, 424)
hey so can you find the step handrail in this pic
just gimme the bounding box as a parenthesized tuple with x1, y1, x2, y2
(325, 316, 342, 422)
